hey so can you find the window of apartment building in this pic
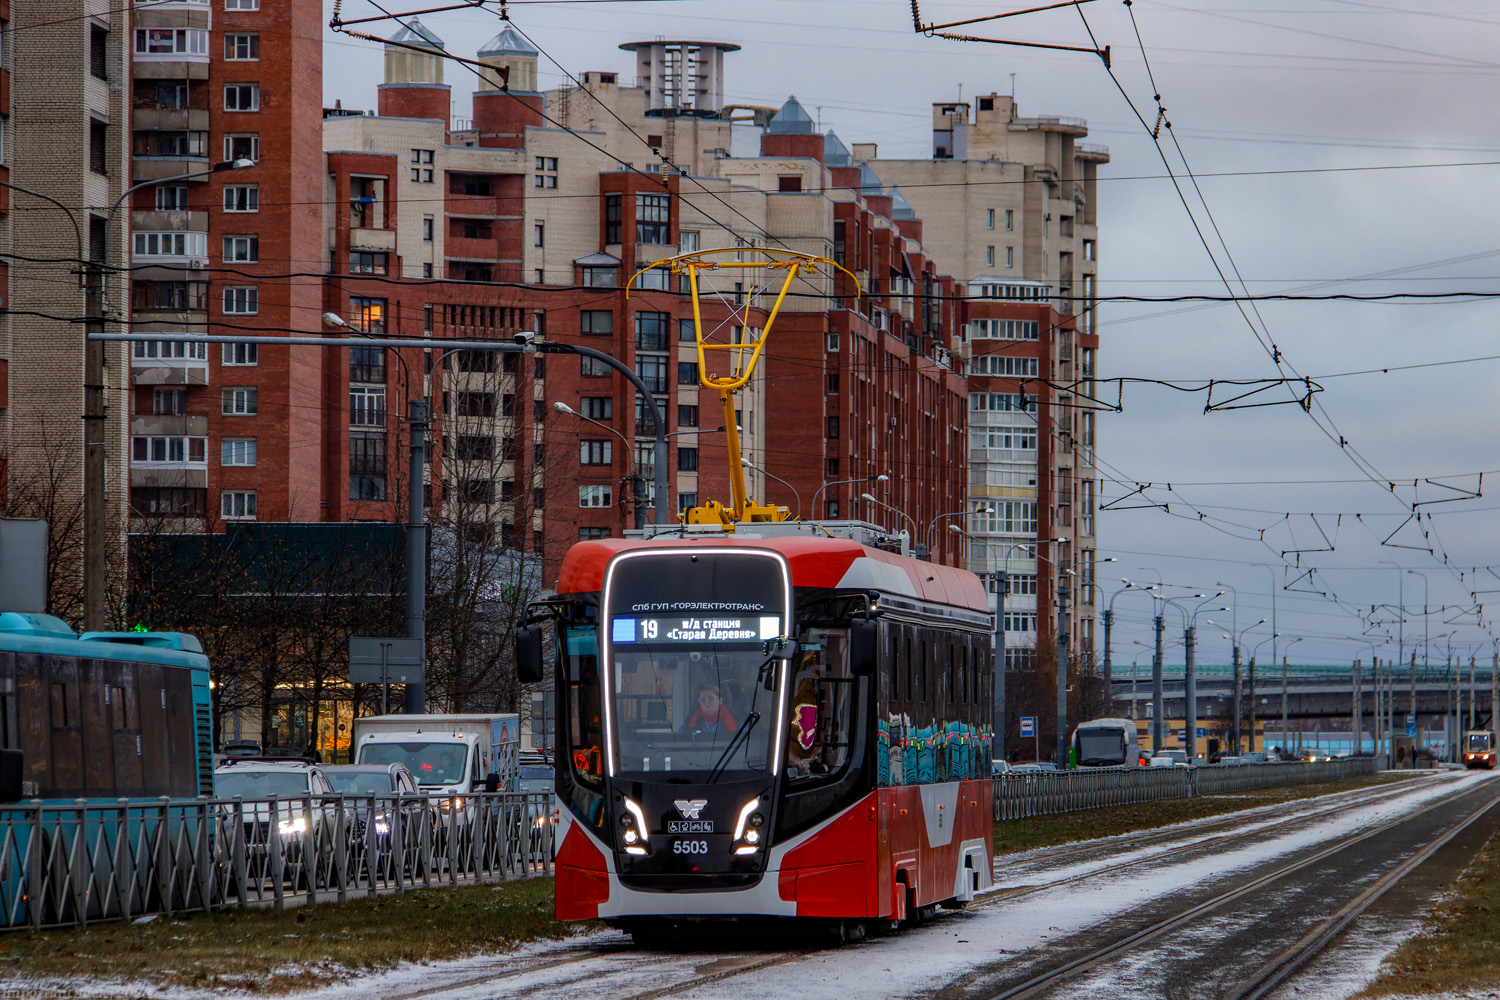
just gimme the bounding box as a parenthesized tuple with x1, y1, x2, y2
(222, 342, 257, 366)
(635, 267, 670, 291)
(134, 340, 208, 361)
(777, 175, 802, 193)
(349, 430, 387, 485)
(350, 251, 388, 275)
(634, 311, 669, 351)
(533, 157, 558, 188)
(677, 362, 698, 385)
(825, 500, 840, 519)
(677, 448, 698, 472)
(223, 83, 259, 111)
(579, 484, 612, 509)
(456, 435, 494, 461)
(1083, 239, 1095, 261)
(409, 148, 434, 182)
(972, 501, 1037, 535)
(579, 526, 610, 541)
(604, 194, 622, 244)
(222, 286, 257, 314)
(222, 387, 257, 415)
(985, 246, 994, 268)
(134, 232, 207, 257)
(636, 355, 668, 394)
(826, 372, 839, 394)
(459, 479, 494, 505)
(675, 492, 697, 512)
(224, 33, 259, 60)
(90, 26, 109, 80)
(349, 297, 386, 335)
(579, 397, 612, 420)
(422, 217, 434, 242)
(134, 280, 208, 312)
(350, 345, 385, 383)
(223, 235, 258, 263)
(636, 194, 669, 244)
(455, 391, 494, 418)
(134, 131, 207, 158)
(580, 440, 612, 465)
(581, 356, 610, 377)
(1004, 209, 1014, 230)
(673, 319, 696, 344)
(136, 28, 208, 56)
(221, 491, 257, 520)
(153, 388, 187, 414)
(350, 386, 386, 426)
(679, 230, 699, 253)
(986, 208, 995, 230)
(151, 83, 189, 109)
(132, 435, 206, 464)
(677, 404, 698, 427)
(826, 457, 838, 478)
(1005, 247, 1014, 268)
(423, 263, 434, 278)
(222, 438, 257, 466)
(532, 221, 545, 248)
(223, 184, 258, 212)
(88, 120, 107, 175)
(534, 174, 558, 189)
(827, 416, 839, 439)
(225, 0, 260, 9)
(582, 265, 617, 287)
(155, 185, 189, 210)
(223, 134, 259, 162)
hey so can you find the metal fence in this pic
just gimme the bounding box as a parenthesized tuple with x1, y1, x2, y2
(0, 791, 555, 930)
(994, 758, 1380, 821)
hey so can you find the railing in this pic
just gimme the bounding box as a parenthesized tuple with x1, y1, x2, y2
(994, 758, 1378, 821)
(0, 792, 554, 930)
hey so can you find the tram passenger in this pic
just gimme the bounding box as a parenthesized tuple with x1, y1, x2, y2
(680, 684, 738, 734)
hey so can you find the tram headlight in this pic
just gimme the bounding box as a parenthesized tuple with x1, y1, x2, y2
(621, 797, 650, 855)
(731, 798, 765, 856)
(277, 816, 308, 837)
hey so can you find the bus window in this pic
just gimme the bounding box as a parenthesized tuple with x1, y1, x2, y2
(787, 628, 854, 782)
(563, 626, 603, 788)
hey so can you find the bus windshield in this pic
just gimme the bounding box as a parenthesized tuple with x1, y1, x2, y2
(603, 549, 787, 778)
(1076, 731, 1126, 767)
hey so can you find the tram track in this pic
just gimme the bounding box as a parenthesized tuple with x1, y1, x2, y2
(947, 779, 1500, 1000)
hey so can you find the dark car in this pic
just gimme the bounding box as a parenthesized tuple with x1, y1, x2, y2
(321, 763, 435, 873)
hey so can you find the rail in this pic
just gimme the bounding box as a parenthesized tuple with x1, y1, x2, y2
(994, 758, 1379, 821)
(0, 791, 554, 930)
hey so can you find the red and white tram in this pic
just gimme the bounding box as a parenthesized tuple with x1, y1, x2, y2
(1463, 730, 1496, 769)
(518, 524, 995, 938)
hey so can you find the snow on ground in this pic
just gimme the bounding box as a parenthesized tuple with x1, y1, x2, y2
(16, 771, 1490, 1000)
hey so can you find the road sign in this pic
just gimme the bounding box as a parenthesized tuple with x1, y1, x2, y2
(1197, 727, 1207, 738)
(1020, 717, 1036, 737)
(1406, 722, 1417, 737)
(349, 637, 424, 684)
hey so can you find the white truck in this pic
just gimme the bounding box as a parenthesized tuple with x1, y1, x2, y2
(351, 714, 520, 795)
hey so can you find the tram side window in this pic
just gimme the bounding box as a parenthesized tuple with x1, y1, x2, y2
(787, 628, 854, 782)
(562, 626, 604, 788)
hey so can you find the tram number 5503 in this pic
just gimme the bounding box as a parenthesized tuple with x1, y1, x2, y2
(672, 840, 708, 855)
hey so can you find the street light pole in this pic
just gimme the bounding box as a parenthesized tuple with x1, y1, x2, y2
(555, 400, 643, 530)
(1408, 569, 1430, 753)
(741, 459, 800, 519)
(809, 473, 887, 520)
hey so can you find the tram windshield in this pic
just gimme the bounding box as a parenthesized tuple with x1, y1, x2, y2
(1466, 732, 1495, 753)
(604, 550, 788, 778)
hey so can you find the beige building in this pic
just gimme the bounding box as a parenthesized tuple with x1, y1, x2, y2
(1, 0, 133, 625)
(868, 95, 1108, 659)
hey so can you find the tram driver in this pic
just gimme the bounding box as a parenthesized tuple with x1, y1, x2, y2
(680, 683, 739, 734)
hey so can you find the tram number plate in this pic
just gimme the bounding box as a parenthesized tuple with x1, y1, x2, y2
(668, 820, 713, 833)
(672, 839, 709, 855)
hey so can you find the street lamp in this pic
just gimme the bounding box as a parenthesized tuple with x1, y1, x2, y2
(1281, 636, 1304, 755)
(1408, 569, 1432, 754)
(742, 458, 800, 518)
(554, 400, 642, 529)
(810, 473, 887, 519)
(1102, 579, 1140, 696)
(860, 493, 916, 545)
(926, 505, 991, 562)
(1208, 617, 1265, 754)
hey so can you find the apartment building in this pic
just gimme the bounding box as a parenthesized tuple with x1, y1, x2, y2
(127, 0, 324, 527)
(0, 1, 133, 625)
(869, 96, 1107, 663)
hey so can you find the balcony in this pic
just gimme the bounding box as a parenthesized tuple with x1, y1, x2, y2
(133, 107, 210, 132)
(131, 337, 209, 385)
(133, 229, 209, 271)
(132, 157, 212, 183)
(445, 192, 505, 218)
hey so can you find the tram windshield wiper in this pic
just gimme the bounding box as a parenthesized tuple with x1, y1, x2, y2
(706, 712, 760, 784)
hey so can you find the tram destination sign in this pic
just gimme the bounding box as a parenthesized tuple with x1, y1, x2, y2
(611, 614, 782, 645)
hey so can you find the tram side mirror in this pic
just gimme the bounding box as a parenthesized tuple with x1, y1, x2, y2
(0, 749, 21, 804)
(516, 624, 546, 684)
(849, 618, 878, 677)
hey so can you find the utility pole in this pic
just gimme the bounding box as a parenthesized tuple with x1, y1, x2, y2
(1231, 642, 1242, 754)
(1056, 580, 1070, 768)
(84, 258, 107, 631)
(1352, 659, 1361, 756)
(1102, 606, 1113, 691)
(994, 567, 1008, 765)
(1152, 612, 1165, 752)
(1248, 655, 1257, 753)
(1184, 624, 1197, 761)
(405, 401, 428, 713)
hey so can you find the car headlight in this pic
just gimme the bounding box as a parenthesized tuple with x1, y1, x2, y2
(374, 818, 390, 835)
(277, 816, 308, 837)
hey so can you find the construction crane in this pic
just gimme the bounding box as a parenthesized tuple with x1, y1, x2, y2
(627, 248, 858, 530)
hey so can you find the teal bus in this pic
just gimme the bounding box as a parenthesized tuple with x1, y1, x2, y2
(0, 611, 213, 926)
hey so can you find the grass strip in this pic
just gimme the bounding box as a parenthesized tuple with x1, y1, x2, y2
(0, 877, 589, 993)
(993, 772, 1413, 856)
(1354, 823, 1500, 998)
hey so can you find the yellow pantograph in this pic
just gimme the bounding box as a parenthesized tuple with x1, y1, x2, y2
(627, 248, 859, 529)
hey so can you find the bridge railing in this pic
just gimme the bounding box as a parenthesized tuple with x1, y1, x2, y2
(994, 758, 1378, 821)
(0, 791, 555, 931)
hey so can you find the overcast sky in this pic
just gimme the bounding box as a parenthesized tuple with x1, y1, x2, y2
(323, 1, 1500, 670)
